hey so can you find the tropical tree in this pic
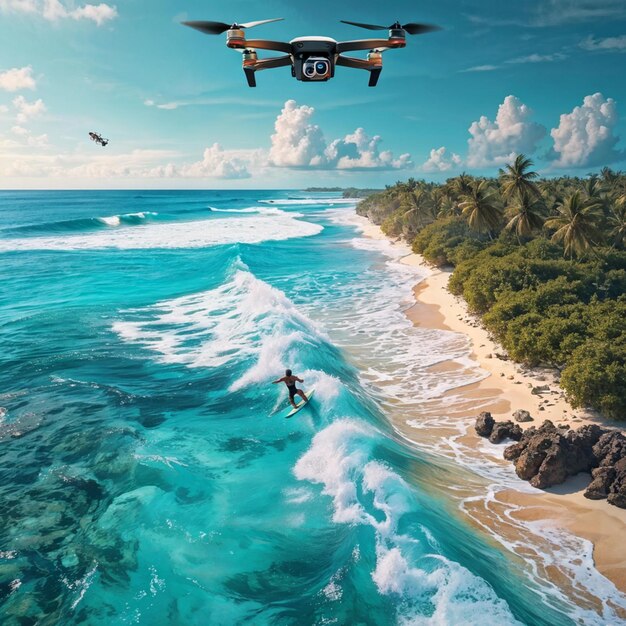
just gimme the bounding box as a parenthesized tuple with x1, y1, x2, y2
(448, 172, 474, 200)
(401, 189, 434, 235)
(459, 181, 503, 237)
(544, 191, 604, 257)
(498, 154, 542, 200)
(504, 191, 546, 241)
(608, 195, 626, 249)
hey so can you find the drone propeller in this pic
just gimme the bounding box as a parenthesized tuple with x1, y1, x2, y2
(182, 18, 284, 35)
(340, 20, 441, 35)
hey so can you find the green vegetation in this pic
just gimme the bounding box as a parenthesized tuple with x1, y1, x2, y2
(357, 161, 626, 419)
(303, 187, 382, 198)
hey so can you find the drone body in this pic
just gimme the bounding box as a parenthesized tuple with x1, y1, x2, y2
(182, 19, 440, 87)
(89, 131, 108, 147)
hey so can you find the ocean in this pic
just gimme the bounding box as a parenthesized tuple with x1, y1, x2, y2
(0, 190, 623, 625)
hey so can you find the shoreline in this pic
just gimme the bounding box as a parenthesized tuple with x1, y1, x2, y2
(353, 214, 626, 596)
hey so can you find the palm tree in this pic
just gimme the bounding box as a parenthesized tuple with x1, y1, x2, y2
(505, 191, 546, 241)
(449, 172, 473, 199)
(608, 195, 626, 249)
(544, 191, 604, 258)
(499, 154, 542, 200)
(600, 166, 619, 190)
(582, 175, 603, 200)
(459, 181, 503, 237)
(401, 190, 434, 234)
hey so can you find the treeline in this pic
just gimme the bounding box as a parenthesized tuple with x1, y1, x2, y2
(357, 158, 626, 419)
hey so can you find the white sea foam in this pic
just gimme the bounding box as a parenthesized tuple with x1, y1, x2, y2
(0, 213, 322, 251)
(114, 264, 330, 395)
(295, 419, 521, 625)
(209, 206, 293, 217)
(97, 211, 157, 227)
(259, 198, 358, 206)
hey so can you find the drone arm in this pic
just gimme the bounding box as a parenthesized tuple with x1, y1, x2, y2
(336, 38, 402, 53)
(242, 55, 291, 87)
(336, 56, 383, 86)
(335, 56, 373, 70)
(253, 55, 292, 71)
(231, 39, 292, 53)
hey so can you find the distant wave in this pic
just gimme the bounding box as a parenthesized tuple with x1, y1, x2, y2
(259, 198, 358, 206)
(3, 212, 158, 236)
(209, 206, 297, 217)
(0, 212, 322, 251)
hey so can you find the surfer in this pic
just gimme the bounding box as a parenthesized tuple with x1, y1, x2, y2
(272, 369, 308, 408)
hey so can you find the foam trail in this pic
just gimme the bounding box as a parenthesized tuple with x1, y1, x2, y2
(114, 262, 331, 394)
(294, 419, 522, 625)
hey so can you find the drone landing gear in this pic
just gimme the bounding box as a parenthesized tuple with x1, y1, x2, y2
(368, 68, 382, 87)
(244, 67, 257, 87)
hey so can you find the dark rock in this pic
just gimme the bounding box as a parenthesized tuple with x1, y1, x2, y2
(513, 409, 533, 423)
(585, 467, 616, 500)
(488, 421, 523, 444)
(531, 385, 550, 395)
(503, 441, 526, 462)
(593, 431, 626, 467)
(607, 458, 626, 509)
(475, 412, 495, 438)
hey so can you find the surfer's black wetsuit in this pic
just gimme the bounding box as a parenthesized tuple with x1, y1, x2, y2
(287, 382, 298, 399)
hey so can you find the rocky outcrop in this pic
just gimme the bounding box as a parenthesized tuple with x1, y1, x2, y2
(513, 409, 533, 423)
(489, 421, 523, 444)
(474, 416, 626, 509)
(475, 412, 495, 438)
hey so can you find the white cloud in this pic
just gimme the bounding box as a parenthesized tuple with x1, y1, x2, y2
(550, 93, 625, 167)
(12, 95, 46, 123)
(467, 95, 546, 167)
(0, 66, 36, 92)
(461, 65, 498, 73)
(11, 125, 29, 135)
(0, 0, 117, 25)
(422, 147, 462, 172)
(269, 100, 327, 168)
(534, 0, 626, 26)
(69, 2, 116, 25)
(269, 99, 411, 170)
(178, 143, 252, 179)
(506, 52, 567, 64)
(580, 35, 626, 52)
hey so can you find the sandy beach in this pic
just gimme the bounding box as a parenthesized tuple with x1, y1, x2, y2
(354, 214, 626, 597)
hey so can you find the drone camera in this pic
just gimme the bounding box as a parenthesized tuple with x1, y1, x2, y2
(302, 56, 331, 81)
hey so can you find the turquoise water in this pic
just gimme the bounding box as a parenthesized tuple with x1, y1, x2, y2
(0, 191, 623, 625)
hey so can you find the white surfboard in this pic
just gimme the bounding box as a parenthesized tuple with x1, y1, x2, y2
(285, 388, 315, 419)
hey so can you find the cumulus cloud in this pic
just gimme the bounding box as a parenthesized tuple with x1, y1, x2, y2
(0, 66, 36, 92)
(550, 93, 625, 167)
(422, 147, 462, 172)
(467, 95, 546, 167)
(269, 100, 327, 168)
(178, 144, 252, 179)
(0, 0, 117, 25)
(580, 35, 626, 52)
(269, 99, 411, 170)
(12, 95, 46, 123)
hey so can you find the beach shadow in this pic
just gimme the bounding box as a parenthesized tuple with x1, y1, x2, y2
(545, 472, 591, 496)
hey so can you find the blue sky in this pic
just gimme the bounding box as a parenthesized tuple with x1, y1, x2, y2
(1, 0, 626, 188)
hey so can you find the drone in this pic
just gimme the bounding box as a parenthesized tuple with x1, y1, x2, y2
(182, 18, 440, 87)
(89, 131, 109, 147)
